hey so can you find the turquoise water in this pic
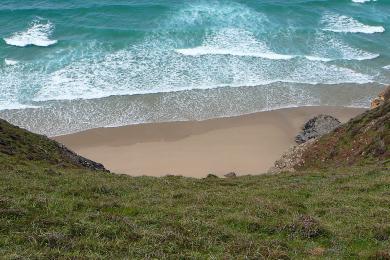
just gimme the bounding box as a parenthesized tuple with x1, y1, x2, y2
(0, 0, 389, 135)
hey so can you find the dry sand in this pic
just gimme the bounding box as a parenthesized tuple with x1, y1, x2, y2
(55, 106, 365, 178)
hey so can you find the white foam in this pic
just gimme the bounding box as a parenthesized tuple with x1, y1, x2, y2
(176, 47, 295, 60)
(309, 32, 380, 61)
(352, 0, 376, 3)
(4, 59, 19, 66)
(166, 1, 270, 32)
(176, 47, 376, 62)
(3, 19, 58, 47)
(383, 65, 390, 70)
(322, 13, 385, 34)
(0, 101, 37, 110)
(0, 3, 377, 108)
(303, 56, 332, 62)
(176, 28, 295, 60)
(175, 27, 378, 62)
(31, 42, 373, 103)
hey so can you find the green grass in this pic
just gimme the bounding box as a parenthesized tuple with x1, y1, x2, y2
(301, 101, 389, 169)
(1, 154, 390, 259)
(1, 101, 389, 259)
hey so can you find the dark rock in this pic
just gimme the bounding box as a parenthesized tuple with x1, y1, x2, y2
(56, 143, 108, 172)
(205, 174, 218, 179)
(295, 115, 341, 144)
(224, 172, 237, 178)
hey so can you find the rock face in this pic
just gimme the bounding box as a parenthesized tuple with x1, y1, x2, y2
(268, 139, 316, 173)
(224, 172, 237, 178)
(295, 115, 341, 144)
(57, 143, 108, 172)
(371, 86, 390, 109)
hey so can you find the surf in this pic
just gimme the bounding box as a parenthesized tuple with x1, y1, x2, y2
(3, 19, 58, 47)
(322, 13, 385, 34)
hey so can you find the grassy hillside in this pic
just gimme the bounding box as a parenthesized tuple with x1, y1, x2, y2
(0, 118, 106, 171)
(1, 105, 390, 258)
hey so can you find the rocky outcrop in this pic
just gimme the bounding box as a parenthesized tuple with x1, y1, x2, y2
(295, 115, 341, 144)
(224, 172, 237, 178)
(371, 86, 390, 109)
(56, 143, 107, 171)
(268, 139, 316, 173)
(301, 98, 389, 169)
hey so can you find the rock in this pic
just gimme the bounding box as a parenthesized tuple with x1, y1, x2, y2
(205, 174, 218, 179)
(224, 172, 237, 178)
(268, 139, 316, 174)
(371, 98, 383, 110)
(57, 143, 108, 172)
(371, 86, 390, 109)
(295, 115, 341, 144)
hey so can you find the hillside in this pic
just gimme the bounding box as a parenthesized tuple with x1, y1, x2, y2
(301, 99, 389, 169)
(0, 118, 106, 171)
(1, 107, 390, 258)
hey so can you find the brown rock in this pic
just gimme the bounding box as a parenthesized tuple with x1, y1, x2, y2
(371, 86, 390, 109)
(224, 172, 237, 178)
(268, 139, 316, 174)
(371, 98, 383, 109)
(379, 86, 390, 101)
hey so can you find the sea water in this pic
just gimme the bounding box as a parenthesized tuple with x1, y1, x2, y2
(0, 0, 389, 135)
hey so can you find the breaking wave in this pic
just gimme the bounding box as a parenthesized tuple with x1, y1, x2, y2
(3, 19, 58, 47)
(322, 13, 385, 34)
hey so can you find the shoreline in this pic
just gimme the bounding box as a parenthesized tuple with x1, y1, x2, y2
(0, 82, 381, 136)
(54, 106, 366, 178)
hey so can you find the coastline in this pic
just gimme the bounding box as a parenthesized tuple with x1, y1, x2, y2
(54, 106, 365, 178)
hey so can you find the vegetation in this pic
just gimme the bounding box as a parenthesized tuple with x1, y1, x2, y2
(301, 100, 389, 169)
(0, 101, 389, 258)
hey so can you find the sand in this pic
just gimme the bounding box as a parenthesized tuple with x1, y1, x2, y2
(54, 106, 365, 178)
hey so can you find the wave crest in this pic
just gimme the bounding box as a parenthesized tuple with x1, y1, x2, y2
(176, 29, 295, 60)
(4, 59, 19, 66)
(3, 19, 58, 47)
(352, 0, 376, 3)
(322, 13, 384, 34)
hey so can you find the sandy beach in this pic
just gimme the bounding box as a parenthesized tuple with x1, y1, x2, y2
(55, 106, 365, 177)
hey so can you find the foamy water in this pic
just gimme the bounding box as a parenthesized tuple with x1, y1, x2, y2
(3, 19, 57, 47)
(322, 13, 385, 34)
(0, 0, 389, 135)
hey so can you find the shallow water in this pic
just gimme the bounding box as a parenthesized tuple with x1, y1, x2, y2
(0, 0, 389, 135)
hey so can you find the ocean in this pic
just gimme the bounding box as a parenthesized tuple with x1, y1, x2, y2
(0, 0, 389, 136)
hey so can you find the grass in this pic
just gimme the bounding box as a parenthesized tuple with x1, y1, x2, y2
(1, 154, 390, 259)
(301, 100, 389, 169)
(1, 101, 389, 258)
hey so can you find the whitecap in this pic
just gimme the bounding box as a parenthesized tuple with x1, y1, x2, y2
(4, 59, 19, 66)
(3, 19, 58, 47)
(302, 56, 333, 62)
(0, 101, 38, 111)
(175, 28, 294, 60)
(352, 0, 376, 3)
(383, 65, 390, 70)
(31, 41, 373, 103)
(176, 47, 295, 60)
(322, 13, 385, 34)
(309, 33, 380, 61)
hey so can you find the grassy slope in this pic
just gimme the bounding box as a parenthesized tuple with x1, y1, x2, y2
(0, 104, 390, 259)
(301, 100, 390, 169)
